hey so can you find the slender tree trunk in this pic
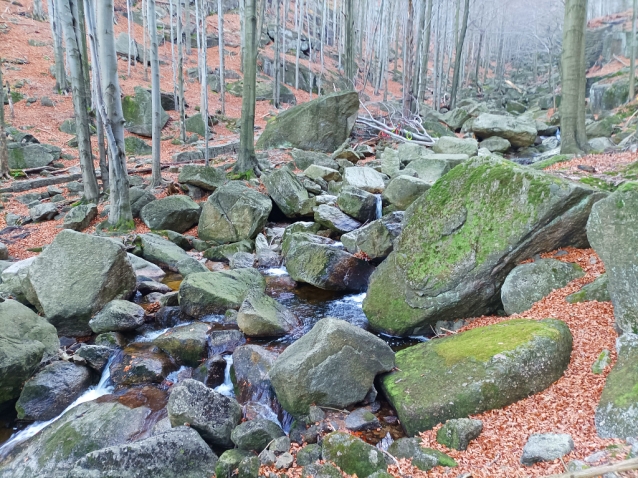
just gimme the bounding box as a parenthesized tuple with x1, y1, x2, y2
(169, 0, 178, 110)
(148, 0, 163, 186)
(34, 0, 46, 20)
(0, 64, 9, 180)
(418, 0, 432, 101)
(449, 0, 469, 109)
(274, 0, 281, 107)
(403, 0, 414, 115)
(560, 0, 589, 155)
(295, 0, 304, 89)
(630, 0, 637, 101)
(218, 0, 226, 114)
(185, 0, 192, 55)
(48, 0, 68, 93)
(197, 0, 210, 166)
(256, 0, 266, 49)
(495, 13, 505, 89)
(126, 0, 134, 76)
(94, 0, 133, 229)
(59, 0, 99, 203)
(177, 0, 187, 142)
(142, 0, 149, 79)
(411, 0, 426, 103)
(475, 30, 483, 83)
(344, 0, 355, 85)
(235, 0, 259, 174)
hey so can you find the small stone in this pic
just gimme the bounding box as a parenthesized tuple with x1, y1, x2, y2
(0, 242, 8, 260)
(89, 300, 145, 334)
(296, 444, 322, 466)
(592, 349, 611, 374)
(436, 418, 483, 451)
(269, 436, 291, 454)
(238, 455, 260, 478)
(275, 452, 294, 470)
(259, 449, 276, 466)
(345, 408, 380, 431)
(231, 418, 285, 452)
(520, 433, 574, 466)
(40, 97, 54, 107)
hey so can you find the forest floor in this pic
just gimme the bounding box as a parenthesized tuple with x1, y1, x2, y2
(2, 1, 638, 477)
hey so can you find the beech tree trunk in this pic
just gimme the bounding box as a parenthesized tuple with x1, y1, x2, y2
(0, 64, 9, 180)
(148, 0, 163, 187)
(218, 0, 226, 114)
(403, 0, 414, 115)
(344, 0, 355, 85)
(235, 0, 259, 175)
(33, 0, 46, 20)
(630, 0, 637, 101)
(48, 0, 68, 93)
(177, 0, 187, 142)
(449, 0, 470, 109)
(560, 0, 589, 155)
(274, 0, 281, 108)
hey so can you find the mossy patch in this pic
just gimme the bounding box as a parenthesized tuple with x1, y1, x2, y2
(530, 154, 574, 170)
(579, 177, 617, 192)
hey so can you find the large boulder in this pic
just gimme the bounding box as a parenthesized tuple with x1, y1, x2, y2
(0, 401, 150, 477)
(321, 432, 389, 477)
(471, 113, 537, 148)
(0, 300, 59, 407)
(167, 379, 242, 447)
(596, 333, 638, 438)
(140, 195, 201, 233)
(63, 204, 98, 231)
(363, 156, 605, 336)
(153, 321, 210, 366)
(380, 319, 572, 436)
(67, 427, 219, 478)
(15, 361, 93, 421)
(237, 290, 300, 337)
(501, 259, 585, 315)
(263, 169, 310, 218)
(587, 186, 638, 333)
(290, 149, 340, 171)
(110, 343, 176, 385)
(129, 187, 157, 218)
(198, 182, 272, 244)
(404, 158, 451, 185)
(256, 91, 359, 152)
(137, 233, 207, 276)
(7, 143, 55, 169)
(433, 137, 478, 156)
(27, 230, 137, 336)
(88, 300, 146, 334)
(122, 86, 169, 137)
(566, 273, 610, 304)
(269, 318, 395, 416)
(343, 167, 385, 194)
(232, 345, 277, 403)
(480, 136, 511, 153)
(285, 241, 375, 291)
(383, 175, 430, 210)
(337, 186, 379, 223)
(178, 268, 266, 317)
(231, 419, 285, 452)
(341, 212, 403, 261)
(178, 164, 227, 191)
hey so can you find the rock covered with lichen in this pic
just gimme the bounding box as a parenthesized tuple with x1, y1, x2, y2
(363, 156, 606, 336)
(379, 319, 572, 436)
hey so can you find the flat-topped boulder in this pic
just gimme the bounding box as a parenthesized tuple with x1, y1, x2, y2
(471, 113, 537, 148)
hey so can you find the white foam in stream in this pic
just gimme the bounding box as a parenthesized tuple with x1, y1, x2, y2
(0, 355, 116, 459)
(263, 267, 288, 277)
(214, 355, 234, 397)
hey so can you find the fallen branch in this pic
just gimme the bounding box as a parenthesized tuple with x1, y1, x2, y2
(548, 457, 638, 477)
(613, 54, 629, 67)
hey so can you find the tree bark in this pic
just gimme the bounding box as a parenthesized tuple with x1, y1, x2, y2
(630, 0, 637, 101)
(0, 63, 9, 180)
(94, 0, 133, 229)
(235, 0, 259, 175)
(274, 0, 281, 108)
(59, 0, 99, 203)
(344, 0, 355, 85)
(418, 0, 433, 101)
(449, 0, 470, 109)
(218, 0, 226, 114)
(48, 0, 68, 93)
(403, 0, 414, 115)
(560, 0, 589, 155)
(148, 0, 163, 187)
(177, 0, 187, 142)
(33, 0, 46, 20)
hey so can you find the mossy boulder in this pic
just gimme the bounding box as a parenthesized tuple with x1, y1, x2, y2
(566, 274, 610, 304)
(362, 156, 605, 337)
(435, 418, 483, 451)
(137, 233, 207, 276)
(140, 195, 201, 234)
(587, 189, 638, 333)
(0, 300, 59, 407)
(237, 289, 300, 337)
(124, 136, 152, 156)
(109, 343, 176, 385)
(7, 143, 55, 169)
(387, 437, 457, 471)
(178, 164, 227, 191)
(216, 449, 254, 478)
(27, 230, 137, 336)
(153, 321, 210, 366)
(178, 268, 266, 317)
(596, 334, 638, 438)
(0, 401, 150, 477)
(184, 113, 209, 137)
(198, 182, 272, 244)
(256, 91, 359, 152)
(501, 259, 584, 315)
(231, 418, 285, 452)
(341, 212, 403, 261)
(321, 432, 390, 477)
(122, 86, 169, 137)
(379, 319, 572, 436)
(336, 186, 379, 222)
(269, 318, 394, 416)
(383, 175, 431, 210)
(263, 168, 310, 218)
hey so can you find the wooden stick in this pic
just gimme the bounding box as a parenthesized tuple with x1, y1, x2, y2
(548, 457, 638, 477)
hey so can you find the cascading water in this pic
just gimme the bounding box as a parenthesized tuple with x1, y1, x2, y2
(214, 355, 234, 397)
(0, 355, 116, 460)
(375, 194, 383, 219)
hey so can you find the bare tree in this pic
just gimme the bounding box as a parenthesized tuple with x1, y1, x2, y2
(234, 0, 259, 175)
(33, 0, 46, 20)
(450, 0, 470, 109)
(148, 0, 163, 187)
(218, 0, 226, 114)
(344, 0, 355, 85)
(630, 0, 637, 101)
(47, 0, 68, 93)
(59, 0, 99, 202)
(0, 63, 9, 180)
(177, 0, 187, 142)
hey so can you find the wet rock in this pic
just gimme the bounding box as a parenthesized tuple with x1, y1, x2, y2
(232, 345, 277, 403)
(198, 182, 272, 244)
(343, 167, 385, 193)
(380, 319, 572, 436)
(231, 418, 285, 452)
(193, 355, 226, 388)
(520, 433, 574, 465)
(566, 273, 610, 304)
(29, 202, 58, 222)
(204, 240, 254, 262)
(436, 418, 483, 451)
(178, 268, 266, 317)
(208, 329, 246, 355)
(122, 86, 169, 137)
(140, 195, 201, 234)
(269, 318, 395, 416)
(95, 331, 126, 349)
(321, 431, 390, 477)
(137, 278, 172, 295)
(256, 91, 359, 152)
(110, 343, 176, 385)
(345, 408, 380, 431)
(67, 426, 218, 478)
(387, 437, 457, 471)
(341, 212, 403, 262)
(237, 289, 300, 337)
(0, 401, 150, 477)
(501, 259, 584, 315)
(296, 444, 322, 466)
(0, 300, 59, 407)
(74, 344, 113, 372)
(383, 175, 430, 210)
(479, 136, 511, 153)
(471, 113, 537, 148)
(285, 241, 374, 291)
(89, 300, 146, 334)
(336, 186, 378, 223)
(27, 230, 137, 336)
(127, 254, 166, 283)
(363, 156, 605, 336)
(178, 164, 227, 191)
(313, 204, 361, 234)
(216, 449, 254, 478)
(587, 187, 638, 333)
(62, 204, 98, 232)
(154, 321, 209, 366)
(16, 361, 93, 421)
(263, 168, 310, 218)
(229, 251, 256, 269)
(167, 378, 242, 447)
(433, 136, 478, 156)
